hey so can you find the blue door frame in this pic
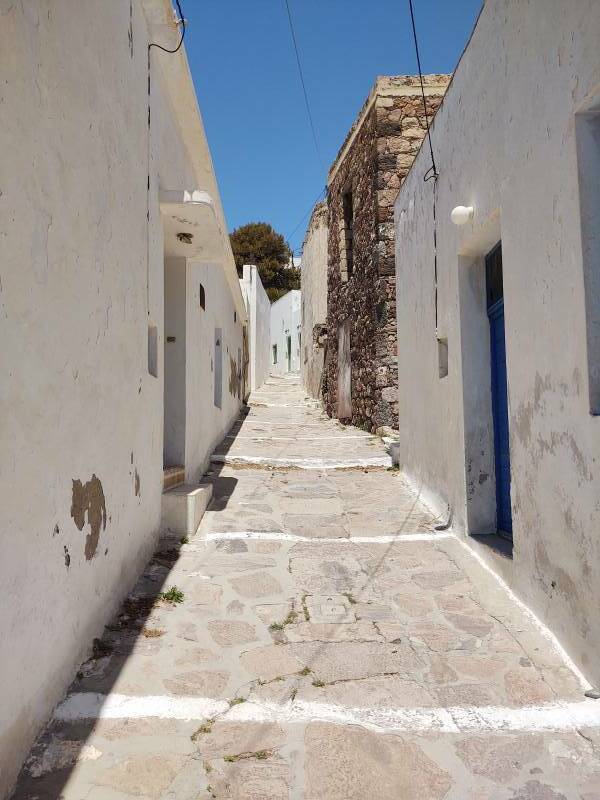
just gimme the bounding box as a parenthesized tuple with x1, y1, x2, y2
(488, 298, 512, 536)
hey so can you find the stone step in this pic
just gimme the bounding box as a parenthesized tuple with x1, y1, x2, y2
(160, 483, 213, 538)
(163, 465, 185, 491)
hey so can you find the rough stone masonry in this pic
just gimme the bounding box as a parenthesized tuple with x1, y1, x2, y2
(324, 75, 450, 431)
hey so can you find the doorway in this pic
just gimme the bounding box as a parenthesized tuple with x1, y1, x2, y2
(286, 335, 292, 372)
(337, 320, 352, 419)
(163, 258, 186, 469)
(486, 243, 512, 537)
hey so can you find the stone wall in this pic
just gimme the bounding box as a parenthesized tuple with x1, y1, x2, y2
(324, 76, 449, 431)
(301, 202, 329, 398)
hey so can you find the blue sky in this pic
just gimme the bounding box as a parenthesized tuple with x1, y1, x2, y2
(185, 0, 482, 254)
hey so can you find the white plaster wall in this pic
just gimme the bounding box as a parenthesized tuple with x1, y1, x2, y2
(270, 290, 301, 375)
(301, 204, 328, 398)
(0, 2, 243, 794)
(394, 0, 600, 683)
(185, 261, 244, 480)
(239, 265, 270, 391)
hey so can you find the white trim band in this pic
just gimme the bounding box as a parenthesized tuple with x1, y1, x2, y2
(54, 693, 600, 734)
(200, 531, 450, 544)
(210, 455, 392, 470)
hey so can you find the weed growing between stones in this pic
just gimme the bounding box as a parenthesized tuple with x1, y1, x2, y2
(160, 586, 184, 604)
(301, 594, 310, 621)
(191, 718, 215, 740)
(229, 697, 246, 706)
(224, 750, 272, 762)
(269, 608, 297, 631)
(142, 627, 165, 638)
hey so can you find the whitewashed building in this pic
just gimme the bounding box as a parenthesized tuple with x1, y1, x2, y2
(239, 264, 270, 392)
(270, 290, 301, 375)
(0, 2, 247, 794)
(394, 0, 600, 685)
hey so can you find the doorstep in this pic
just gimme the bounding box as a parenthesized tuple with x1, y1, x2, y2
(161, 482, 213, 539)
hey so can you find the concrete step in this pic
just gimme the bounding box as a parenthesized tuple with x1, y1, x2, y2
(160, 483, 213, 539)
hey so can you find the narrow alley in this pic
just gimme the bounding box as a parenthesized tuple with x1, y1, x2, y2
(13, 377, 600, 799)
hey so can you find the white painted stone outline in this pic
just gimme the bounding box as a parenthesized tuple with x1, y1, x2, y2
(210, 454, 392, 469)
(199, 531, 452, 544)
(55, 693, 600, 734)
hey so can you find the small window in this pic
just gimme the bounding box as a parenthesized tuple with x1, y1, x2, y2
(199, 283, 205, 310)
(272, 344, 277, 364)
(234, 310, 237, 323)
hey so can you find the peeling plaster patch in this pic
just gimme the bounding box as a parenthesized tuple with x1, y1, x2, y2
(71, 474, 107, 560)
(229, 355, 241, 399)
(64, 546, 70, 569)
(134, 468, 140, 497)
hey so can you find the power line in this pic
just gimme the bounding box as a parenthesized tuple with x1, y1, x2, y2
(408, 0, 437, 181)
(285, 186, 327, 249)
(284, 0, 324, 173)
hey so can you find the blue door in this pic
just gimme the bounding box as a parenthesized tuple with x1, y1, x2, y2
(489, 299, 512, 535)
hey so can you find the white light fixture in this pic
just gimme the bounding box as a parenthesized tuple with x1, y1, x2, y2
(450, 205, 474, 226)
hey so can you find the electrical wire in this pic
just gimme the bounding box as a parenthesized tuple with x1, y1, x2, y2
(407, 0, 440, 331)
(149, 0, 186, 54)
(408, 0, 437, 181)
(146, 1, 186, 314)
(285, 186, 327, 252)
(284, 0, 324, 173)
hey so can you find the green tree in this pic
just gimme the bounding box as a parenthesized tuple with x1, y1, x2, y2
(230, 222, 299, 302)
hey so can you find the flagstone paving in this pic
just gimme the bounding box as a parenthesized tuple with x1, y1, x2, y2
(11, 376, 600, 798)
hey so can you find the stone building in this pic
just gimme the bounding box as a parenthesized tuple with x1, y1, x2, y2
(394, 0, 600, 685)
(301, 202, 328, 398)
(0, 2, 247, 794)
(324, 75, 450, 430)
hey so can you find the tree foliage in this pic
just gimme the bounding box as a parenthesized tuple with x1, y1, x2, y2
(230, 222, 300, 302)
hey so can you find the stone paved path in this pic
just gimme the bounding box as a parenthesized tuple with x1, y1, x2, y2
(13, 376, 600, 799)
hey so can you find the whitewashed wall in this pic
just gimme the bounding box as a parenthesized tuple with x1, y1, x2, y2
(270, 290, 301, 375)
(301, 203, 328, 398)
(0, 2, 245, 795)
(394, 0, 600, 684)
(239, 264, 270, 391)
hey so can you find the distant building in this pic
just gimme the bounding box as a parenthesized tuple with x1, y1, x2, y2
(323, 75, 450, 431)
(271, 290, 301, 375)
(301, 202, 328, 398)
